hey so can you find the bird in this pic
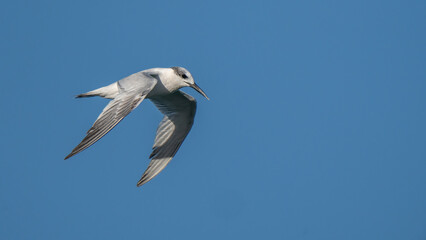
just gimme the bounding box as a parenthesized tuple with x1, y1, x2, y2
(65, 67, 209, 187)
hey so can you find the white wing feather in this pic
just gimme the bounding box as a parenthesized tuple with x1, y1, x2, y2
(137, 91, 197, 186)
(65, 72, 157, 159)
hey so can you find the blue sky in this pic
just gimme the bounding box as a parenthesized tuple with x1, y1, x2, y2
(1, 0, 425, 239)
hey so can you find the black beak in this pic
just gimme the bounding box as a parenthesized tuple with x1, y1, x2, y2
(190, 83, 209, 100)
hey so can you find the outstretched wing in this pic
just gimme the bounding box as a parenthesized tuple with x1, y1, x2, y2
(65, 72, 157, 159)
(137, 91, 197, 187)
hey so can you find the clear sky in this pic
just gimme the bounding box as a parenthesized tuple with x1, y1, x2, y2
(1, 0, 425, 239)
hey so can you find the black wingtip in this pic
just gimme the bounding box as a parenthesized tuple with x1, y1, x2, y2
(136, 181, 144, 187)
(137, 175, 148, 187)
(64, 151, 75, 160)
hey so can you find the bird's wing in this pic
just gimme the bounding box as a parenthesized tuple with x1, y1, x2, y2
(137, 91, 197, 187)
(65, 72, 157, 159)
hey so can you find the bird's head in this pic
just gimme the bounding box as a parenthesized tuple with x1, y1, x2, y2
(171, 66, 209, 100)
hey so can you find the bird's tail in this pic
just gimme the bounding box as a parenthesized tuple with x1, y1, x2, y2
(75, 82, 119, 99)
(75, 92, 97, 98)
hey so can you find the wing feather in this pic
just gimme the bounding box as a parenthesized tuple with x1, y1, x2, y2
(137, 91, 197, 187)
(65, 73, 157, 159)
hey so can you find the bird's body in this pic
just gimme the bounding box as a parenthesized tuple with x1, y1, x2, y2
(65, 67, 208, 187)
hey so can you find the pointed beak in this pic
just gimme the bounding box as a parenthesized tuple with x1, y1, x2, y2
(190, 83, 209, 100)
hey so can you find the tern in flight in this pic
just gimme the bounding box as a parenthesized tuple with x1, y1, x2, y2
(65, 67, 209, 187)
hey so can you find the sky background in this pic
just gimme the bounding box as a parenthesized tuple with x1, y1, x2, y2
(1, 0, 425, 239)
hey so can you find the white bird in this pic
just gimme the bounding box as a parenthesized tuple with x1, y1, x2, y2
(65, 67, 209, 187)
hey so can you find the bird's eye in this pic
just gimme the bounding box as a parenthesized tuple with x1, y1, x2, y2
(182, 74, 188, 79)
